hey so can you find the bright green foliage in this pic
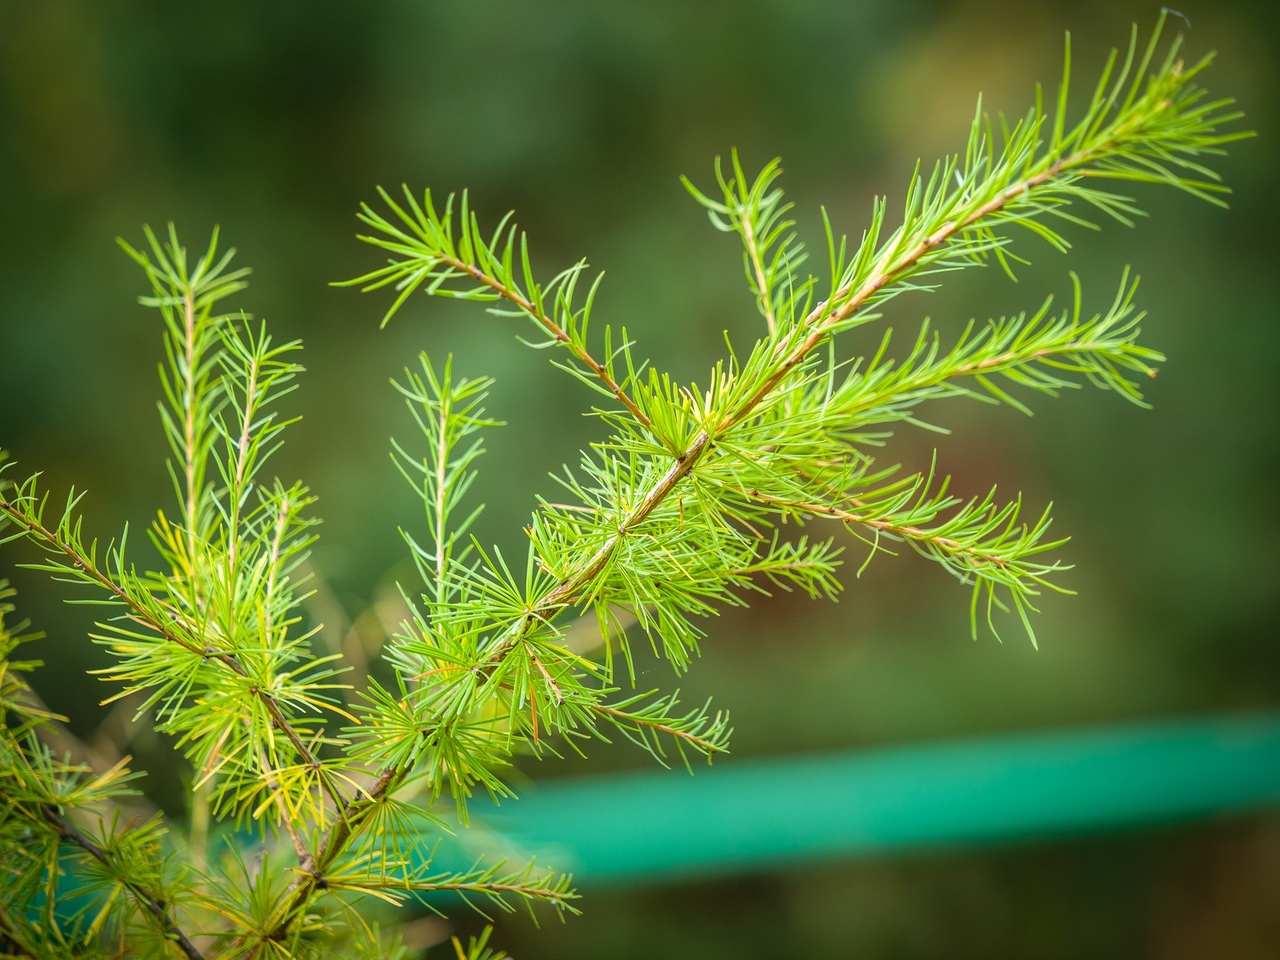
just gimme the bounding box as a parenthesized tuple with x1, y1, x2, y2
(0, 16, 1247, 959)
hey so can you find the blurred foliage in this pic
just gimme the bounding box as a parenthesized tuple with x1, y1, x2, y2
(1, 0, 1277, 956)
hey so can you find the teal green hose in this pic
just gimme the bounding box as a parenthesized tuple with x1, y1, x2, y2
(34, 711, 1280, 920)
(455, 711, 1280, 884)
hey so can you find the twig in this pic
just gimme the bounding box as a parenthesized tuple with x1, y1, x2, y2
(740, 210, 778, 336)
(0, 497, 346, 814)
(592, 704, 725, 755)
(40, 805, 205, 960)
(446, 256, 653, 430)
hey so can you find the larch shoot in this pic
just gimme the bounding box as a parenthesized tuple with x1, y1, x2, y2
(0, 17, 1247, 959)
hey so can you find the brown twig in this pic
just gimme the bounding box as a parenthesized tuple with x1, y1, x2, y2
(40, 805, 205, 960)
(0, 497, 345, 814)
(257, 744, 317, 872)
(745, 488, 1012, 572)
(592, 704, 725, 755)
(445, 255, 653, 430)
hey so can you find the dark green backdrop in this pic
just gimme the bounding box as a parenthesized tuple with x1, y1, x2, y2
(1, 1, 1277, 956)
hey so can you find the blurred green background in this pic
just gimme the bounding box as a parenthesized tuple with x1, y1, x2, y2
(1, 0, 1277, 956)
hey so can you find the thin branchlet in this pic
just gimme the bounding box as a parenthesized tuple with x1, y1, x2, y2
(0, 487, 344, 812)
(40, 805, 206, 960)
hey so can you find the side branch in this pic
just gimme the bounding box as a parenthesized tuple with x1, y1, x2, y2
(592, 703, 727, 756)
(748, 489, 1011, 573)
(728, 159, 1076, 425)
(740, 214, 778, 336)
(40, 805, 205, 960)
(331, 876, 578, 910)
(0, 497, 205, 658)
(0, 494, 344, 813)
(446, 255, 652, 429)
(481, 145, 1106, 663)
(178, 290, 203, 558)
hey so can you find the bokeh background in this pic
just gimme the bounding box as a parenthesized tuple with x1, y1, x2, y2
(1, 0, 1277, 956)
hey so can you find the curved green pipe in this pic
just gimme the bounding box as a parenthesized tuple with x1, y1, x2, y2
(32, 711, 1280, 918)
(457, 711, 1280, 884)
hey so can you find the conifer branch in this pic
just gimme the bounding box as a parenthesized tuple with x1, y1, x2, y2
(320, 860, 579, 915)
(0, 491, 205, 658)
(0, 16, 1249, 958)
(178, 290, 203, 557)
(3, 601, 190, 956)
(593, 693, 732, 767)
(0, 911, 39, 959)
(451, 255, 651, 431)
(302, 27, 1247, 941)
(340, 191, 653, 431)
(682, 154, 810, 340)
(741, 212, 778, 337)
(0, 470, 343, 816)
(119, 224, 248, 554)
(353, 13, 1244, 680)
(38, 805, 205, 960)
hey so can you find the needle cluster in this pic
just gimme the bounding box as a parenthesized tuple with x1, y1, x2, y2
(0, 17, 1246, 959)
